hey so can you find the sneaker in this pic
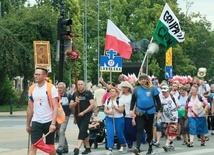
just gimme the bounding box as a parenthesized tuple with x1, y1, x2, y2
(146, 149, 154, 155)
(153, 141, 160, 147)
(133, 147, 140, 155)
(119, 146, 127, 154)
(211, 131, 214, 135)
(201, 140, 206, 146)
(56, 149, 63, 155)
(163, 145, 169, 152)
(177, 136, 181, 140)
(169, 141, 174, 147)
(205, 136, 209, 141)
(105, 150, 113, 155)
(128, 144, 133, 149)
(73, 148, 79, 155)
(182, 141, 188, 145)
(82, 148, 91, 154)
(187, 142, 193, 147)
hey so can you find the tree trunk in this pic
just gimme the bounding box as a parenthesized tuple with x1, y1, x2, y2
(17, 77, 29, 108)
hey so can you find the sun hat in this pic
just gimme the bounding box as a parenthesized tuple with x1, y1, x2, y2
(138, 73, 149, 80)
(118, 81, 133, 91)
(161, 85, 169, 92)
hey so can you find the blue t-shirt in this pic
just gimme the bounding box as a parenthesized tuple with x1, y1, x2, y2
(136, 86, 159, 114)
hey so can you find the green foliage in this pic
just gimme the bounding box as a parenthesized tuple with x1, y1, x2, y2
(0, 104, 27, 112)
(1, 0, 214, 89)
(149, 58, 161, 77)
(0, 77, 17, 106)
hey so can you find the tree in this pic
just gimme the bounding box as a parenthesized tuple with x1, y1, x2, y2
(0, 3, 59, 106)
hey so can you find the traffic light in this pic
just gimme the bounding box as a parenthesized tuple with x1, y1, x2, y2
(57, 17, 72, 40)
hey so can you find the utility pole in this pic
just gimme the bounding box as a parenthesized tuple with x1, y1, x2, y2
(84, 0, 88, 84)
(97, 0, 100, 84)
(0, 2, 2, 19)
(57, 1, 72, 82)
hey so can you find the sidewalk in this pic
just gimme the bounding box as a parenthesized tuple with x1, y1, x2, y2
(0, 111, 78, 155)
(0, 111, 26, 117)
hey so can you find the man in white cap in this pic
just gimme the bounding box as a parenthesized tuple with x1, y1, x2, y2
(160, 84, 179, 152)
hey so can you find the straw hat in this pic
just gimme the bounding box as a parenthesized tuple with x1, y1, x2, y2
(118, 81, 133, 91)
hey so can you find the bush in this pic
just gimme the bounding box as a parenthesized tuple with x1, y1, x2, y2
(0, 77, 17, 106)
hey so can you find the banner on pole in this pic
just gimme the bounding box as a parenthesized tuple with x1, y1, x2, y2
(33, 41, 52, 72)
(165, 47, 172, 66)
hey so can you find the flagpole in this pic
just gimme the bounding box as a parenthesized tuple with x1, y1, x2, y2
(138, 37, 153, 77)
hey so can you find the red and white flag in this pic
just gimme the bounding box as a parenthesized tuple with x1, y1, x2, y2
(104, 19, 132, 59)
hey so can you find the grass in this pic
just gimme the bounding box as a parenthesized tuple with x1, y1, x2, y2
(0, 104, 27, 112)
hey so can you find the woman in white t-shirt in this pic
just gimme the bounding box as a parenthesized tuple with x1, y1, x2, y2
(119, 81, 146, 148)
(177, 85, 189, 145)
(104, 87, 127, 155)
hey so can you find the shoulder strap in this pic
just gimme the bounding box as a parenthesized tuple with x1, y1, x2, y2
(28, 84, 37, 106)
(107, 98, 110, 105)
(197, 94, 203, 102)
(29, 84, 37, 97)
(133, 86, 139, 98)
(46, 82, 54, 107)
(178, 95, 181, 100)
(107, 97, 120, 105)
(116, 97, 120, 105)
(170, 94, 177, 106)
(202, 84, 207, 92)
(187, 95, 191, 103)
(151, 86, 154, 97)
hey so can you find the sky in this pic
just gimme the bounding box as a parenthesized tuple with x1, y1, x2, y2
(27, 0, 213, 28)
(177, 0, 214, 29)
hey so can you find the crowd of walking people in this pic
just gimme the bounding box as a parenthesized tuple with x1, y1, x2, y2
(26, 67, 214, 155)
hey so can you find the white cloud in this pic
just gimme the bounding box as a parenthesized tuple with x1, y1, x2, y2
(26, 0, 36, 6)
(177, 0, 214, 29)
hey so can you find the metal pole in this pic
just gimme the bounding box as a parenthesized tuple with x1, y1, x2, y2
(146, 54, 149, 74)
(97, 0, 100, 84)
(59, 1, 65, 82)
(10, 99, 13, 115)
(110, 0, 112, 20)
(84, 0, 88, 84)
(138, 37, 154, 77)
(0, 2, 2, 19)
(109, 0, 112, 82)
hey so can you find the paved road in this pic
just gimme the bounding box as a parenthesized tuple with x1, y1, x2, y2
(1, 115, 214, 155)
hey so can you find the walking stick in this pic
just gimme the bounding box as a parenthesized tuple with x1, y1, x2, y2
(74, 68, 80, 114)
(112, 110, 116, 135)
(111, 100, 116, 135)
(27, 133, 30, 155)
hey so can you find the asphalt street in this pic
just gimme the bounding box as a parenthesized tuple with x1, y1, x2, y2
(1, 112, 214, 155)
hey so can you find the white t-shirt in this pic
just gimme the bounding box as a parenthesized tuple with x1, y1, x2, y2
(198, 84, 210, 96)
(178, 95, 188, 110)
(31, 83, 58, 123)
(104, 98, 124, 118)
(161, 95, 178, 123)
(119, 93, 132, 118)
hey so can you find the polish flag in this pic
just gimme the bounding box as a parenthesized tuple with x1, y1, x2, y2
(104, 19, 132, 59)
